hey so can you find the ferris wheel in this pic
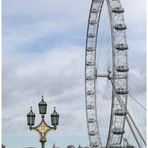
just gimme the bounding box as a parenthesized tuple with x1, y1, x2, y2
(85, 0, 146, 148)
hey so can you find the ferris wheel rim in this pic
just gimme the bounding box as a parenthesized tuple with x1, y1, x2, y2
(85, 0, 128, 147)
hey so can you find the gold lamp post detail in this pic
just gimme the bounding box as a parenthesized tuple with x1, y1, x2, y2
(27, 96, 59, 148)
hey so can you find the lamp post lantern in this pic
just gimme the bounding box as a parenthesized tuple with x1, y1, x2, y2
(27, 96, 59, 148)
(51, 107, 59, 128)
(38, 96, 47, 114)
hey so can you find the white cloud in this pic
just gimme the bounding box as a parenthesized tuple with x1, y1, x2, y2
(2, 44, 86, 135)
(3, 0, 90, 18)
(122, 0, 146, 25)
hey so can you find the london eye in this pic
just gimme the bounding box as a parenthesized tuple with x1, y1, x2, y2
(85, 0, 146, 147)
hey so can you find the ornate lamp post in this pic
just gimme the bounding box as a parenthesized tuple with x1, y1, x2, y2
(27, 96, 59, 148)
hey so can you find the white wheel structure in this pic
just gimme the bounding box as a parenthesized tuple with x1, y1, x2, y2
(85, 0, 129, 147)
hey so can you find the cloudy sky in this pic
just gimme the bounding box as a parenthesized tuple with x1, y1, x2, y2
(2, 0, 146, 148)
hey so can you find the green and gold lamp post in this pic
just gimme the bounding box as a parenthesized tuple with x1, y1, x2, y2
(27, 96, 59, 148)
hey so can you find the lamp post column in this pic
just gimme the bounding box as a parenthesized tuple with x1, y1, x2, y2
(41, 142, 45, 148)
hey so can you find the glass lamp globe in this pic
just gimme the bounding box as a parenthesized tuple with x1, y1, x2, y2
(38, 96, 47, 114)
(27, 107, 35, 126)
(51, 107, 59, 127)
